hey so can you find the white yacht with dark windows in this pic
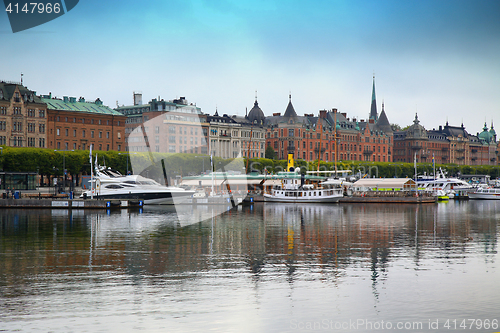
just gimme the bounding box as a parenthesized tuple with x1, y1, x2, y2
(81, 166, 194, 204)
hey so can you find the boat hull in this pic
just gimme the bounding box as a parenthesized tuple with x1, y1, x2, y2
(82, 190, 194, 205)
(468, 193, 500, 200)
(263, 193, 342, 203)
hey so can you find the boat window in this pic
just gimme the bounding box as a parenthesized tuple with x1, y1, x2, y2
(105, 184, 123, 189)
(124, 181, 137, 184)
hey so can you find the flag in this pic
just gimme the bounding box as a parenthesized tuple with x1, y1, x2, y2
(89, 145, 92, 164)
(432, 153, 435, 169)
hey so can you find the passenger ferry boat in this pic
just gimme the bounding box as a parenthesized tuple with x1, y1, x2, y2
(263, 169, 343, 203)
(263, 154, 344, 203)
(468, 188, 500, 200)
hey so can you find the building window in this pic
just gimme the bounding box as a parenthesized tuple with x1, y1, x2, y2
(106, 132, 110, 139)
(99, 131, 102, 138)
(82, 130, 86, 138)
(91, 131, 94, 138)
(73, 143, 77, 150)
(57, 128, 60, 136)
(65, 129, 69, 136)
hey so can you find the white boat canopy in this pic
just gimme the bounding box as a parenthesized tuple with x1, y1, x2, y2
(352, 178, 416, 191)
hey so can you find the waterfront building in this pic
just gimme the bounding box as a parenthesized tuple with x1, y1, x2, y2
(207, 99, 266, 159)
(0, 81, 48, 148)
(265, 88, 393, 163)
(117, 94, 209, 154)
(41, 94, 126, 151)
(393, 115, 498, 165)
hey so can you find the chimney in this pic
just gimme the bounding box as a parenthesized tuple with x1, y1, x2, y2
(332, 108, 337, 113)
(133, 91, 143, 106)
(341, 112, 347, 117)
(273, 112, 281, 116)
(319, 110, 327, 119)
(439, 125, 442, 131)
(369, 119, 375, 124)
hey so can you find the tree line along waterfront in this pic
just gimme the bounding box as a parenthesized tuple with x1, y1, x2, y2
(1, 147, 499, 187)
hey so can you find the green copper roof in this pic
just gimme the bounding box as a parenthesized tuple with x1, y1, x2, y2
(41, 97, 123, 116)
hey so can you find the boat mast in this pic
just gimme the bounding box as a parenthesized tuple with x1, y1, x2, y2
(90, 145, 93, 199)
(246, 124, 253, 173)
(334, 111, 338, 174)
(211, 154, 214, 196)
(317, 114, 323, 172)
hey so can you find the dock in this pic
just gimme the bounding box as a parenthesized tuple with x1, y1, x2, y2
(339, 195, 436, 204)
(0, 198, 144, 209)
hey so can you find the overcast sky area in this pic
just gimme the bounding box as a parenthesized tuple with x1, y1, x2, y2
(2, 0, 500, 134)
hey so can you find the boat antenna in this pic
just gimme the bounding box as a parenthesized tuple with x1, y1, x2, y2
(317, 113, 323, 172)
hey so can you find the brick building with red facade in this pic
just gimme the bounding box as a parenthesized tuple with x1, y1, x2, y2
(265, 94, 393, 163)
(42, 95, 126, 152)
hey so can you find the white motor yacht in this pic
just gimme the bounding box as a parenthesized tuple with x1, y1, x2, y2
(81, 166, 194, 205)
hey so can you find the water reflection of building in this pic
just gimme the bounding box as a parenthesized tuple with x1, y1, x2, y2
(0, 203, 497, 287)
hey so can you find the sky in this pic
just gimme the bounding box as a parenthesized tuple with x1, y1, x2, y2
(2, 0, 500, 135)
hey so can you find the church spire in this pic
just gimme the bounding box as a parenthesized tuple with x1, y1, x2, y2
(370, 75, 378, 121)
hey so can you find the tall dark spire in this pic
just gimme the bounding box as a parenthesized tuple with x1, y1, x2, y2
(370, 75, 378, 121)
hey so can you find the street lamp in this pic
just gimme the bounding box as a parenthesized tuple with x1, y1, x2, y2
(54, 149, 74, 192)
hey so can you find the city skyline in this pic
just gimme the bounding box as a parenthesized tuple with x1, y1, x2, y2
(2, 0, 499, 133)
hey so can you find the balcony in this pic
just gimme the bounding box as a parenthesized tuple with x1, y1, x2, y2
(219, 133, 231, 137)
(442, 147, 449, 151)
(471, 149, 478, 153)
(363, 149, 373, 155)
(313, 147, 326, 153)
(457, 148, 465, 152)
(410, 145, 422, 150)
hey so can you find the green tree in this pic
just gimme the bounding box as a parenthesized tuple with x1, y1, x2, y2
(265, 145, 276, 159)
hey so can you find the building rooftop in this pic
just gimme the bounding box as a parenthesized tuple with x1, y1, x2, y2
(41, 95, 123, 116)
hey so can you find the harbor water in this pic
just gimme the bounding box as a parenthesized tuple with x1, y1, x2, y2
(1, 201, 499, 332)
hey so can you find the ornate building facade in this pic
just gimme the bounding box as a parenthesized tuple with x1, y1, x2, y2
(393, 115, 497, 165)
(265, 94, 393, 163)
(0, 81, 47, 148)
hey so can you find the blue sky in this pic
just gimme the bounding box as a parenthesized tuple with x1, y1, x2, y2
(2, 0, 500, 134)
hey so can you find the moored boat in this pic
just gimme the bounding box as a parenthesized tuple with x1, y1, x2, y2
(81, 165, 194, 205)
(468, 188, 500, 200)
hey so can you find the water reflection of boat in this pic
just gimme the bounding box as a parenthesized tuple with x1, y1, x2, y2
(81, 166, 194, 204)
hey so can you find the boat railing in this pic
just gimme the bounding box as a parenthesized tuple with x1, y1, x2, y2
(351, 190, 434, 198)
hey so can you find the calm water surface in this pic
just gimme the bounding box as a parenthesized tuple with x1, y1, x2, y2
(1, 201, 499, 332)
